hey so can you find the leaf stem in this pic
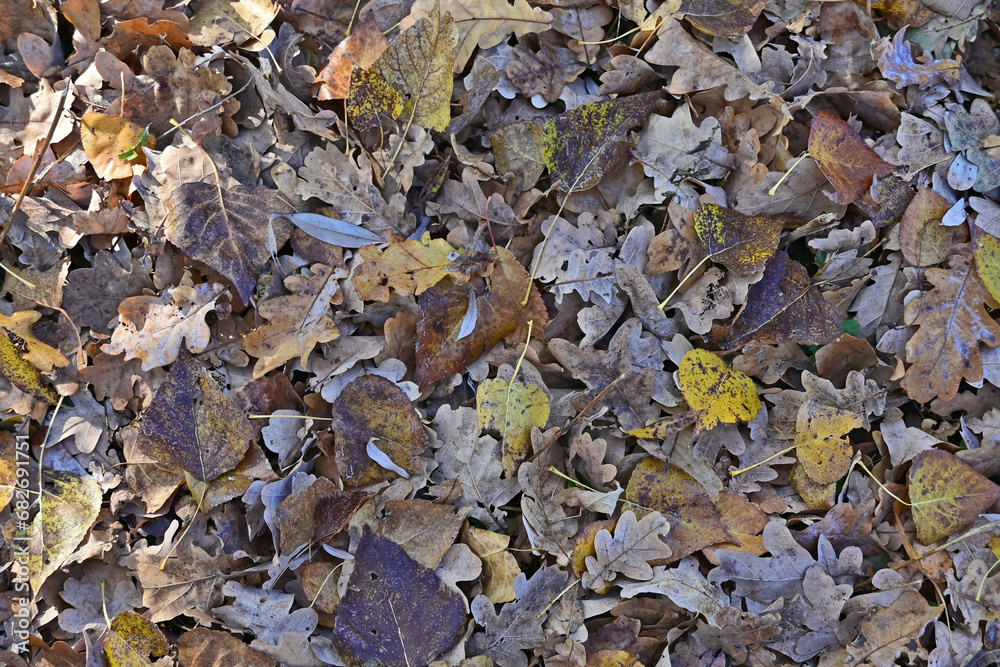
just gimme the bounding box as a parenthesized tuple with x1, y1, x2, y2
(657, 254, 710, 310)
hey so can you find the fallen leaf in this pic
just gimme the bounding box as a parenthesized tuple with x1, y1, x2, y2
(582, 511, 671, 590)
(477, 376, 550, 476)
(347, 65, 404, 130)
(0, 330, 58, 403)
(104, 610, 169, 667)
(138, 350, 253, 482)
(376, 7, 457, 131)
(333, 528, 466, 667)
(908, 449, 1000, 545)
(809, 110, 896, 205)
(177, 628, 275, 667)
(214, 582, 318, 646)
(353, 234, 461, 302)
(725, 251, 844, 350)
(329, 374, 427, 486)
(244, 263, 347, 378)
(0, 310, 70, 372)
(314, 15, 389, 100)
(677, 349, 761, 431)
(163, 181, 293, 305)
(901, 248, 1000, 403)
(626, 458, 733, 562)
(28, 470, 102, 594)
(543, 91, 661, 191)
(974, 226, 1000, 303)
(678, 0, 768, 39)
(899, 187, 968, 267)
(694, 203, 784, 277)
(188, 0, 278, 47)
(843, 590, 942, 665)
(80, 112, 154, 180)
(380, 499, 471, 569)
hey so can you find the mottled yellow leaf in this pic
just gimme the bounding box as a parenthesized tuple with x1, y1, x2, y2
(347, 66, 403, 130)
(0, 310, 69, 373)
(975, 227, 1000, 304)
(795, 405, 860, 486)
(81, 112, 154, 180)
(0, 331, 58, 403)
(352, 233, 461, 302)
(909, 449, 1000, 544)
(677, 349, 761, 431)
(29, 470, 102, 593)
(105, 610, 169, 667)
(694, 203, 784, 277)
(376, 7, 457, 131)
(477, 377, 550, 476)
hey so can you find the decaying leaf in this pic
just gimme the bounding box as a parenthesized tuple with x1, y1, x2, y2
(809, 110, 896, 206)
(908, 450, 1000, 545)
(28, 470, 102, 594)
(81, 112, 154, 180)
(477, 376, 550, 476)
(376, 7, 457, 132)
(694, 203, 784, 277)
(582, 511, 671, 590)
(138, 350, 252, 482)
(333, 529, 466, 667)
(901, 248, 1000, 403)
(352, 234, 461, 302)
(330, 374, 427, 486)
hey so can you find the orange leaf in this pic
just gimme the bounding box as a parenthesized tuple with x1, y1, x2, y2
(808, 110, 895, 205)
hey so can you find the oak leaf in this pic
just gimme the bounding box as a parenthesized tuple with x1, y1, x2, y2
(135, 538, 235, 623)
(901, 248, 1000, 403)
(188, 0, 278, 47)
(582, 511, 672, 590)
(908, 450, 1000, 545)
(214, 582, 318, 646)
(102, 281, 225, 372)
(353, 234, 461, 302)
(843, 591, 942, 665)
(625, 458, 733, 562)
(375, 7, 457, 131)
(678, 0, 768, 39)
(244, 263, 347, 379)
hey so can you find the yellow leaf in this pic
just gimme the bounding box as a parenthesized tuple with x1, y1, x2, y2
(376, 7, 457, 131)
(29, 470, 102, 593)
(477, 377, 550, 476)
(347, 66, 404, 130)
(0, 332, 58, 403)
(975, 228, 1000, 304)
(105, 610, 169, 667)
(402, 0, 553, 72)
(81, 113, 155, 180)
(353, 233, 462, 302)
(795, 405, 860, 486)
(677, 349, 761, 431)
(0, 310, 70, 373)
(909, 450, 1000, 544)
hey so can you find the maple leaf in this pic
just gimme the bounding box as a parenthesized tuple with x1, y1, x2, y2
(244, 263, 347, 379)
(582, 511, 672, 590)
(901, 247, 1000, 403)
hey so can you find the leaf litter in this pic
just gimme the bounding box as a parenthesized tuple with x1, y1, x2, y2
(4, 1, 1000, 666)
